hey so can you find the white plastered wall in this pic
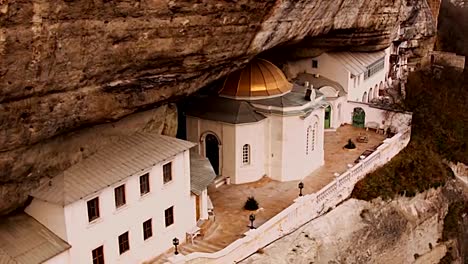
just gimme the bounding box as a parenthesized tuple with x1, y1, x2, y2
(44, 251, 70, 264)
(343, 102, 412, 131)
(233, 121, 267, 184)
(186, 116, 268, 185)
(25, 199, 67, 241)
(62, 150, 195, 264)
(285, 49, 391, 104)
(267, 108, 325, 182)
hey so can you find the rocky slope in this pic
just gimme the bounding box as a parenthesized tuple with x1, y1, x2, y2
(0, 0, 440, 214)
(242, 180, 467, 264)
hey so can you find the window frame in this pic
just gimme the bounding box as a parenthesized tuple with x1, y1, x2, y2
(92, 245, 104, 264)
(143, 219, 153, 240)
(242, 144, 250, 165)
(87, 197, 100, 223)
(118, 231, 130, 255)
(114, 184, 126, 208)
(312, 59, 318, 68)
(163, 162, 173, 184)
(139, 173, 150, 196)
(164, 206, 174, 227)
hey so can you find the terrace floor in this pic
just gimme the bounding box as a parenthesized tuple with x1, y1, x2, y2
(149, 125, 386, 262)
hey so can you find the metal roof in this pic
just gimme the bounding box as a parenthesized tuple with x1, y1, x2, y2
(186, 96, 267, 124)
(293, 73, 346, 97)
(189, 151, 216, 195)
(219, 58, 292, 98)
(327, 51, 386, 75)
(251, 84, 321, 108)
(0, 213, 70, 264)
(31, 133, 197, 205)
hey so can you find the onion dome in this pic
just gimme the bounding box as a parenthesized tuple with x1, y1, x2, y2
(219, 58, 293, 100)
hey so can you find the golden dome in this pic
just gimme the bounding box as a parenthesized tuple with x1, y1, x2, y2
(219, 58, 293, 99)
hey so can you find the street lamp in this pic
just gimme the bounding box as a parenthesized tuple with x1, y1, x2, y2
(172, 237, 179, 255)
(298, 181, 304, 197)
(249, 213, 256, 229)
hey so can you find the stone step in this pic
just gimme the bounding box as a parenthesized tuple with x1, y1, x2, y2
(213, 176, 227, 188)
(180, 239, 226, 254)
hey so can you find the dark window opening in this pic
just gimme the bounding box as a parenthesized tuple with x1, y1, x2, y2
(165, 206, 174, 227)
(163, 162, 172, 184)
(118, 232, 130, 254)
(87, 197, 100, 222)
(92, 246, 104, 264)
(143, 219, 153, 240)
(114, 185, 126, 208)
(139, 173, 150, 195)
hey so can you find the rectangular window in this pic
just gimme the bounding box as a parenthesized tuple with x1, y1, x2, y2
(163, 162, 172, 184)
(92, 246, 104, 264)
(139, 173, 150, 195)
(143, 219, 153, 240)
(87, 197, 100, 222)
(312, 59, 318, 68)
(364, 57, 385, 80)
(118, 232, 130, 255)
(165, 206, 174, 227)
(114, 184, 126, 208)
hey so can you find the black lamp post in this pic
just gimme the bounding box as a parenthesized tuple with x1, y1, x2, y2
(173, 237, 179, 255)
(249, 213, 256, 229)
(298, 181, 304, 197)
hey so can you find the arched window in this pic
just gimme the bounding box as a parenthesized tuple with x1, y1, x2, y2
(242, 144, 250, 165)
(312, 122, 318, 151)
(306, 126, 312, 155)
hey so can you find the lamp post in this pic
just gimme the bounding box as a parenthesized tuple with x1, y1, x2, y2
(298, 181, 304, 197)
(249, 213, 256, 229)
(172, 237, 179, 255)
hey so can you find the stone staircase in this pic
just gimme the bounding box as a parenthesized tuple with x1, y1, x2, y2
(179, 239, 226, 255)
(147, 219, 222, 263)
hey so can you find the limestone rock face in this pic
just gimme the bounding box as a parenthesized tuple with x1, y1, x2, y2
(0, 0, 440, 214)
(243, 181, 467, 264)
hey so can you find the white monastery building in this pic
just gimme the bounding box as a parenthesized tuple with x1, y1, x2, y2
(186, 58, 326, 185)
(0, 133, 216, 264)
(285, 48, 391, 104)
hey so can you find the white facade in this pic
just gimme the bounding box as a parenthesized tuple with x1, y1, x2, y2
(186, 106, 325, 184)
(27, 150, 198, 264)
(285, 49, 391, 103)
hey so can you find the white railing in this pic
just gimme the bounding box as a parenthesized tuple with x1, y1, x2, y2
(168, 128, 412, 264)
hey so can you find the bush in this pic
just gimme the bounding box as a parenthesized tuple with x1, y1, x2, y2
(244, 196, 259, 211)
(344, 139, 356, 149)
(441, 202, 467, 242)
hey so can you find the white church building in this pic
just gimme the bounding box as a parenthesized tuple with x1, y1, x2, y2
(185, 49, 395, 185)
(5, 133, 216, 264)
(185, 58, 326, 185)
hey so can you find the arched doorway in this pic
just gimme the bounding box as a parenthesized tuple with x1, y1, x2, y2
(324, 105, 331, 129)
(369, 88, 373, 102)
(362, 92, 368, 103)
(352, 107, 366, 128)
(205, 134, 220, 175)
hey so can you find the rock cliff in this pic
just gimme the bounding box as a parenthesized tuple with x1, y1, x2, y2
(243, 180, 467, 264)
(0, 0, 440, 214)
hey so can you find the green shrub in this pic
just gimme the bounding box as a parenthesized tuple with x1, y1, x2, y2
(344, 139, 356, 149)
(441, 202, 467, 242)
(244, 196, 259, 211)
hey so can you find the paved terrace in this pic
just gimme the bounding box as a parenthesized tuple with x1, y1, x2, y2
(148, 125, 386, 263)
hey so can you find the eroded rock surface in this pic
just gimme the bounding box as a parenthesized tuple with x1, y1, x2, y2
(0, 0, 440, 214)
(243, 181, 467, 264)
